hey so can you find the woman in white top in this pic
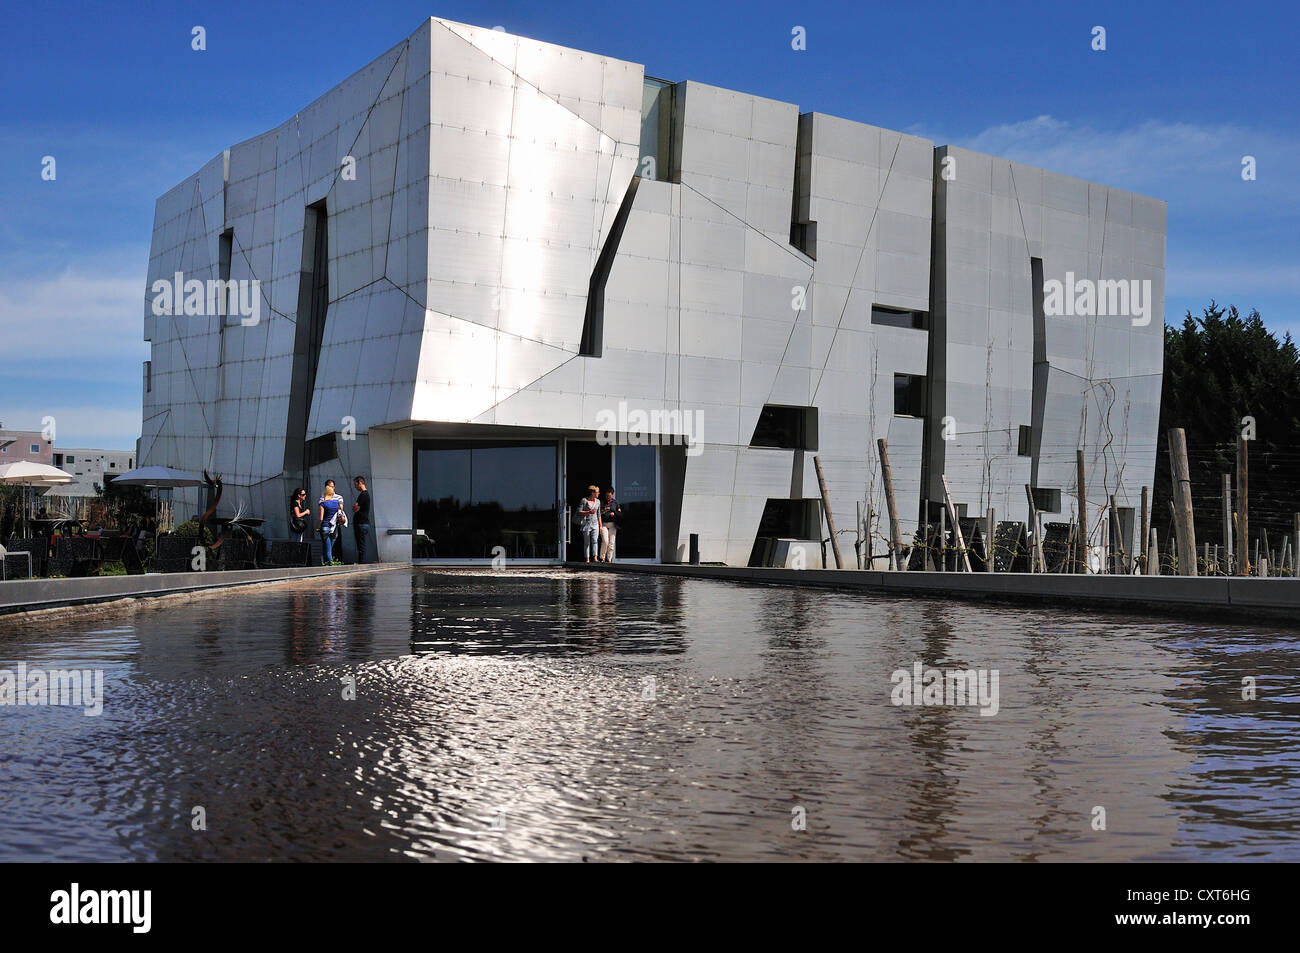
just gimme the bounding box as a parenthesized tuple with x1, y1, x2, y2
(578, 484, 602, 563)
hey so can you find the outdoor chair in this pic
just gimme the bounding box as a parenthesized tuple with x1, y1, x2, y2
(0, 541, 33, 580)
(92, 536, 146, 576)
(1042, 523, 1073, 574)
(216, 537, 259, 571)
(959, 517, 986, 572)
(97, 536, 128, 562)
(264, 540, 311, 568)
(992, 521, 1029, 573)
(3, 538, 43, 578)
(49, 535, 99, 577)
(151, 535, 197, 573)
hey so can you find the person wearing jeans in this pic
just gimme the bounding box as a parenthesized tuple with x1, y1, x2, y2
(599, 487, 622, 562)
(352, 476, 372, 564)
(318, 480, 347, 565)
(578, 485, 602, 563)
(289, 487, 310, 543)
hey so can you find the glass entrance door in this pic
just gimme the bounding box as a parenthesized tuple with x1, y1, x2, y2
(564, 440, 611, 561)
(563, 441, 658, 561)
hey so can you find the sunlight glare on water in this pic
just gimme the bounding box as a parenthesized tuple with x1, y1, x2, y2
(0, 568, 1296, 861)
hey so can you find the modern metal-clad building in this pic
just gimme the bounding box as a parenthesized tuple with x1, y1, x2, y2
(139, 17, 1164, 564)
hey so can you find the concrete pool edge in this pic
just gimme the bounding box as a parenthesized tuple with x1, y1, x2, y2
(573, 562, 1300, 626)
(0, 564, 404, 617)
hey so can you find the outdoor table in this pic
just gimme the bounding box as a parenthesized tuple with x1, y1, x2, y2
(33, 518, 83, 542)
(210, 517, 266, 533)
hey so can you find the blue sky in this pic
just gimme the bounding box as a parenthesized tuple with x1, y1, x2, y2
(1, 0, 1296, 449)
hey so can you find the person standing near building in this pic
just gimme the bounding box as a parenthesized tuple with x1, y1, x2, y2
(352, 476, 372, 564)
(289, 488, 310, 543)
(318, 480, 348, 565)
(578, 485, 602, 563)
(599, 487, 622, 563)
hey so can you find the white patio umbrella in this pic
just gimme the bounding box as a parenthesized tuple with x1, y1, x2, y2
(0, 462, 75, 537)
(110, 466, 204, 533)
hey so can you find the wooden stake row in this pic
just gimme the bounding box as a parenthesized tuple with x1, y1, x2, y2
(858, 429, 1295, 576)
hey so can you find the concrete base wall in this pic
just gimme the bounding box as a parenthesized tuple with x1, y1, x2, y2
(0, 564, 401, 616)
(582, 563, 1300, 626)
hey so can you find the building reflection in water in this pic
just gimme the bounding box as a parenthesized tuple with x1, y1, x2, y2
(5, 567, 1286, 861)
(407, 569, 686, 658)
(281, 584, 378, 665)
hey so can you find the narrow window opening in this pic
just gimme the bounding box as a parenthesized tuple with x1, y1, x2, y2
(872, 305, 926, 330)
(1029, 255, 1048, 486)
(218, 229, 233, 286)
(639, 79, 676, 182)
(305, 432, 338, 470)
(305, 205, 329, 396)
(284, 200, 330, 481)
(893, 374, 926, 417)
(217, 228, 234, 366)
(789, 113, 817, 258)
(749, 404, 818, 451)
(581, 177, 640, 357)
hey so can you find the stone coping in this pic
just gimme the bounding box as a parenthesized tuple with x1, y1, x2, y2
(574, 562, 1300, 626)
(0, 564, 403, 616)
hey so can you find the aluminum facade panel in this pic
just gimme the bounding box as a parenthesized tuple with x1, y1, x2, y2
(140, 17, 1164, 563)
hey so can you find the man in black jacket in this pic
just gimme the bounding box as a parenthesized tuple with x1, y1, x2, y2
(352, 476, 373, 564)
(599, 487, 622, 563)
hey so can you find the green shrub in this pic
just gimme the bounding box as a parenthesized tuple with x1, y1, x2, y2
(99, 561, 127, 576)
(173, 520, 216, 545)
(171, 520, 217, 570)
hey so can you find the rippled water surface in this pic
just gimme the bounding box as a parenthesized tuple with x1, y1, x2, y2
(0, 568, 1297, 861)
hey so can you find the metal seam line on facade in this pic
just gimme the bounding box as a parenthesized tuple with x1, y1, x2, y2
(140, 17, 1165, 567)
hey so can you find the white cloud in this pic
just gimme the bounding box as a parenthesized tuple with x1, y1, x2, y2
(909, 115, 1300, 312)
(0, 250, 151, 362)
(914, 114, 1298, 211)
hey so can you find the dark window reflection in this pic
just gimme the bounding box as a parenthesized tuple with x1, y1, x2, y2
(749, 404, 818, 451)
(414, 441, 557, 558)
(893, 373, 926, 417)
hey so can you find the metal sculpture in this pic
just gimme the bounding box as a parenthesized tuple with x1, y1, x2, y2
(200, 470, 224, 549)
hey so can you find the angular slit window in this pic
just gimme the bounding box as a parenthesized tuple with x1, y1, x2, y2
(789, 114, 816, 258)
(581, 177, 641, 358)
(305, 432, 337, 469)
(749, 404, 818, 451)
(1031, 487, 1062, 513)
